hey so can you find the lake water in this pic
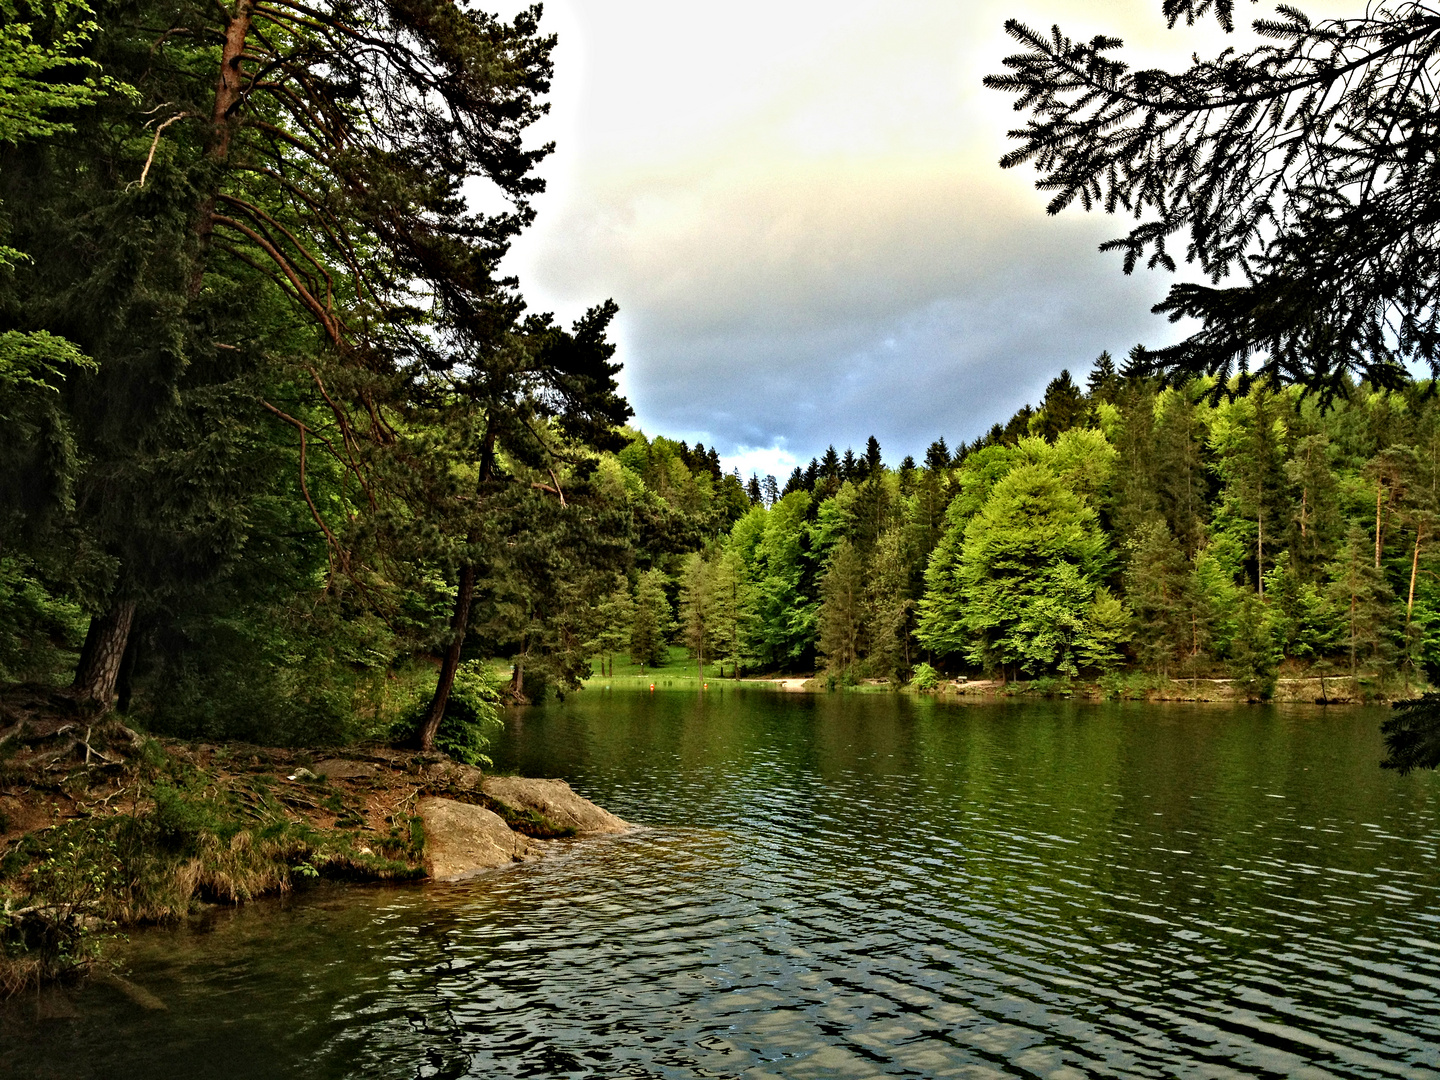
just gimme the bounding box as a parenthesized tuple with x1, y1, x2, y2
(5, 690, 1440, 1078)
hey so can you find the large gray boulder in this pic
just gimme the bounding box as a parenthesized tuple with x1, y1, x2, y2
(481, 776, 630, 836)
(416, 796, 540, 881)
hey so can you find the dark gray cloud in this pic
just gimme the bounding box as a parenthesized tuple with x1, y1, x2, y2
(624, 235, 1173, 465)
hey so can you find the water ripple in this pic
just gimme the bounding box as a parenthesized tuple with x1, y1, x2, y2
(4, 696, 1440, 1078)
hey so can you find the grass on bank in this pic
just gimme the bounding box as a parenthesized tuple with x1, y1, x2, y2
(581, 646, 1418, 704)
(584, 646, 796, 689)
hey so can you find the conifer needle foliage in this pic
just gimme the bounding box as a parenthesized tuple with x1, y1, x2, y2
(985, 1, 1440, 401)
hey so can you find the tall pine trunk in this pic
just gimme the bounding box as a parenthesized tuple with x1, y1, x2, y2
(417, 561, 477, 751)
(1408, 526, 1424, 624)
(1375, 483, 1385, 568)
(72, 601, 137, 706)
(190, 0, 255, 297)
(418, 426, 495, 750)
(1256, 507, 1264, 598)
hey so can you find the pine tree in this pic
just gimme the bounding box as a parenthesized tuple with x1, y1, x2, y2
(1325, 525, 1397, 677)
(762, 474, 780, 506)
(1284, 432, 1342, 580)
(1228, 593, 1282, 700)
(678, 552, 713, 679)
(865, 527, 915, 683)
(630, 569, 674, 669)
(1035, 369, 1088, 441)
(817, 540, 864, 680)
(986, 5, 1440, 395)
(1153, 386, 1211, 557)
(1086, 351, 1119, 403)
(1125, 520, 1192, 677)
(591, 581, 634, 677)
(1110, 380, 1160, 546)
(707, 549, 751, 678)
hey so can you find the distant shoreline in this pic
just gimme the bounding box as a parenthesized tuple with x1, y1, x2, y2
(580, 672, 1407, 705)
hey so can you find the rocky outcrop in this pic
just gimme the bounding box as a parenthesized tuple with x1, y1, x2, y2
(420, 760, 486, 791)
(481, 776, 630, 837)
(416, 797, 541, 881)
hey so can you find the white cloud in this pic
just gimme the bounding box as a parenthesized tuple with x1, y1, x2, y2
(721, 444, 801, 483)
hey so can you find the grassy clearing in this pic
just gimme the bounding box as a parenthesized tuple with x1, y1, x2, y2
(584, 647, 792, 690)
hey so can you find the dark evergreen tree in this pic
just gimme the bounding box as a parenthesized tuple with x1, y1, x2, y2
(816, 540, 864, 679)
(1125, 521, 1194, 677)
(1002, 405, 1034, 443)
(1036, 369, 1088, 441)
(1110, 380, 1160, 547)
(1087, 351, 1120, 403)
(986, 4, 1440, 398)
(1285, 432, 1342, 581)
(630, 568, 673, 669)
(1153, 386, 1212, 558)
(864, 436, 883, 476)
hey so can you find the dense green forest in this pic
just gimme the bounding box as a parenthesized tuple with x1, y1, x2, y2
(4, 0, 1440, 756)
(592, 361, 1440, 700)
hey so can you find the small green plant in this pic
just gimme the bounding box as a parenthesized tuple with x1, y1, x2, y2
(435, 662, 504, 765)
(910, 663, 940, 691)
(390, 662, 504, 764)
(1027, 676, 1072, 697)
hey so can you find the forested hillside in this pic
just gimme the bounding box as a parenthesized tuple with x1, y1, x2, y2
(618, 361, 1440, 699)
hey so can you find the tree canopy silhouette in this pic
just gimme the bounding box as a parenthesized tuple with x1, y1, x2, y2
(985, 1, 1440, 402)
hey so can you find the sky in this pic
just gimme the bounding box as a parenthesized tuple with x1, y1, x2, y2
(492, 0, 1360, 480)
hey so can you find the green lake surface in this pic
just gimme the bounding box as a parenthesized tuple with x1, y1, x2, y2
(5, 690, 1439, 1078)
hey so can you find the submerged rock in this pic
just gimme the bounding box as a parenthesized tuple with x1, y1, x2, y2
(92, 971, 168, 1011)
(481, 776, 630, 837)
(416, 797, 540, 881)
